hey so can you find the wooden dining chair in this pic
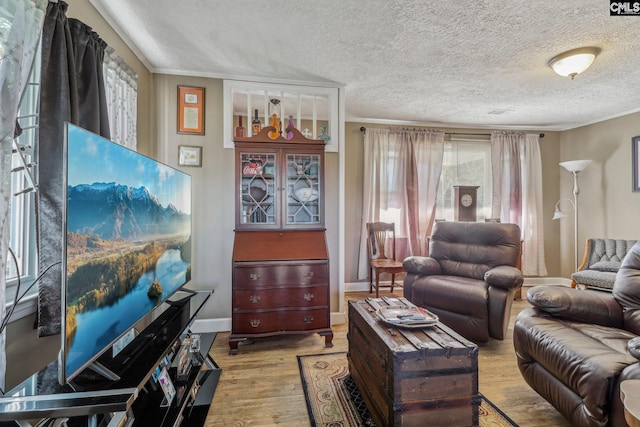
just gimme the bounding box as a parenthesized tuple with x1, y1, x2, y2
(366, 222, 404, 298)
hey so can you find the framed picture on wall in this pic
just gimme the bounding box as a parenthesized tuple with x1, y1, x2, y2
(633, 136, 640, 192)
(177, 85, 205, 134)
(178, 145, 202, 167)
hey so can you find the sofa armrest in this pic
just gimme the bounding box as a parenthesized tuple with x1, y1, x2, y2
(484, 266, 523, 289)
(403, 256, 441, 276)
(526, 285, 623, 327)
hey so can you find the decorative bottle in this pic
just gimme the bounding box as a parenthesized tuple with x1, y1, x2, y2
(285, 115, 295, 140)
(252, 109, 261, 136)
(318, 123, 331, 143)
(235, 115, 246, 138)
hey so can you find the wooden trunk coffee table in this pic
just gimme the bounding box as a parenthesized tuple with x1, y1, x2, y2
(348, 297, 480, 427)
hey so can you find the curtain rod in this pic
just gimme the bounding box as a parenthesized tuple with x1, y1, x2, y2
(358, 127, 545, 138)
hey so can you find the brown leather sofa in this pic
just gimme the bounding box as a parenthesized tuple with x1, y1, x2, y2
(402, 221, 523, 343)
(514, 241, 640, 427)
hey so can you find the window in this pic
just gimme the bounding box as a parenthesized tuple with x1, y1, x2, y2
(5, 46, 40, 316)
(435, 138, 492, 221)
(103, 46, 138, 151)
(223, 80, 340, 152)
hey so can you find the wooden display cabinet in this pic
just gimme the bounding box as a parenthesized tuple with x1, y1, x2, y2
(230, 126, 333, 354)
(234, 128, 325, 230)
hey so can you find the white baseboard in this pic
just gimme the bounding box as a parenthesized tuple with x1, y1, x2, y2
(191, 317, 231, 333)
(345, 281, 389, 292)
(522, 277, 572, 287)
(331, 311, 347, 325)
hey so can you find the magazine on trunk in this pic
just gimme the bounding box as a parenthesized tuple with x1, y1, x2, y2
(377, 305, 439, 327)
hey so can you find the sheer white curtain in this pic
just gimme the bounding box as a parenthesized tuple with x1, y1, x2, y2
(491, 131, 522, 224)
(491, 131, 547, 276)
(358, 128, 444, 280)
(521, 134, 547, 276)
(0, 0, 47, 391)
(103, 46, 137, 150)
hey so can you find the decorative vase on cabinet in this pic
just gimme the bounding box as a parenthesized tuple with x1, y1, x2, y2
(230, 124, 333, 354)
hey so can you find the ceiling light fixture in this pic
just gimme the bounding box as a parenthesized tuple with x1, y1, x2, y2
(548, 47, 601, 80)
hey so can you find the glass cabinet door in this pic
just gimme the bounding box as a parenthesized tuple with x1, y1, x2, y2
(286, 153, 322, 226)
(239, 152, 277, 226)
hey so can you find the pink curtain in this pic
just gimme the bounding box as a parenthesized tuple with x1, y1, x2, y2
(491, 131, 548, 276)
(358, 128, 444, 280)
(491, 131, 522, 224)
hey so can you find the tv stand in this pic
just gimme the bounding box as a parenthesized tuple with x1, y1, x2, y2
(85, 360, 121, 382)
(0, 289, 219, 427)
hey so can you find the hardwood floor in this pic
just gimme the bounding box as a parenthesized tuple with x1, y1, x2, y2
(205, 289, 571, 426)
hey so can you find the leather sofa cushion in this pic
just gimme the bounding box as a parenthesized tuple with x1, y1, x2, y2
(614, 246, 640, 335)
(403, 256, 441, 276)
(410, 275, 487, 317)
(516, 311, 638, 422)
(430, 222, 521, 280)
(484, 265, 523, 289)
(526, 286, 623, 328)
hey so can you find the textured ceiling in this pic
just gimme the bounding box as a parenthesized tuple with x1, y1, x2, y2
(90, 0, 640, 131)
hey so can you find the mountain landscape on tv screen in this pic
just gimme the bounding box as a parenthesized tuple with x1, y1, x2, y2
(64, 180, 192, 374)
(67, 182, 190, 240)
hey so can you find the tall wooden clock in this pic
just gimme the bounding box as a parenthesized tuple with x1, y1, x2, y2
(454, 185, 479, 222)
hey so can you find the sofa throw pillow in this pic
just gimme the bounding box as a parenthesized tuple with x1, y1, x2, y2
(589, 261, 621, 272)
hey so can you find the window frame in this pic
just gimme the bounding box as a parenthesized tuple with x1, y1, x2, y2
(435, 137, 493, 222)
(5, 53, 40, 322)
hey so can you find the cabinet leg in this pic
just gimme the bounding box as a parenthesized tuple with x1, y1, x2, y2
(229, 340, 239, 355)
(319, 330, 334, 347)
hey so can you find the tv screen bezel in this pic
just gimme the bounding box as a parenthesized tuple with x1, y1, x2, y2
(59, 123, 192, 385)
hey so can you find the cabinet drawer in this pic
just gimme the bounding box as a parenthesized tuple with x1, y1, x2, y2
(234, 286, 328, 310)
(232, 308, 329, 334)
(233, 262, 327, 288)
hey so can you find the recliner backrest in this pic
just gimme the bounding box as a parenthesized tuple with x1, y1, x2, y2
(613, 241, 640, 335)
(429, 222, 521, 280)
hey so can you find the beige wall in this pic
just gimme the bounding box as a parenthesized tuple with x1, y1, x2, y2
(557, 112, 640, 277)
(539, 131, 562, 277)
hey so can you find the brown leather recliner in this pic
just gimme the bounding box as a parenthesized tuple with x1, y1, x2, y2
(514, 242, 640, 427)
(402, 221, 523, 343)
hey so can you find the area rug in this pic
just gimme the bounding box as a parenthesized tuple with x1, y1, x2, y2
(297, 352, 518, 427)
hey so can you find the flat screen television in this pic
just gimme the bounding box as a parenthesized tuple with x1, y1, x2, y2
(59, 123, 192, 385)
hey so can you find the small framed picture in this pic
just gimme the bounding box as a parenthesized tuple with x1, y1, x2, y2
(175, 344, 192, 383)
(178, 145, 202, 167)
(177, 85, 205, 134)
(633, 136, 640, 192)
(157, 366, 176, 407)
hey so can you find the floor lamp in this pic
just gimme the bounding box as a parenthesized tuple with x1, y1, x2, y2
(553, 159, 592, 272)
